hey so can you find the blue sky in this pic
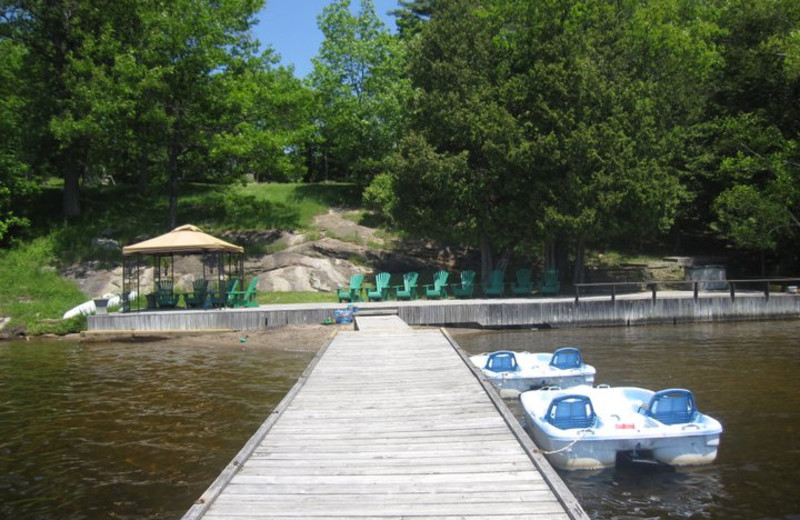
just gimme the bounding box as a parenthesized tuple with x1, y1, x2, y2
(252, 0, 399, 78)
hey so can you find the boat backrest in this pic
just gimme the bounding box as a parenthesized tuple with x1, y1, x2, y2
(546, 395, 596, 430)
(550, 347, 583, 369)
(484, 351, 519, 372)
(646, 389, 698, 425)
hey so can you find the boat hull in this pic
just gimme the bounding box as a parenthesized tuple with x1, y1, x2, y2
(521, 385, 723, 470)
(528, 426, 721, 470)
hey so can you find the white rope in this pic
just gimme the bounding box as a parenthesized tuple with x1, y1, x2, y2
(538, 428, 593, 455)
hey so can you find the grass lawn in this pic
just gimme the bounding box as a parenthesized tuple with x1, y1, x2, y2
(257, 291, 338, 305)
(0, 239, 87, 334)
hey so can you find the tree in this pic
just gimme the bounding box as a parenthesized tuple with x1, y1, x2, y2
(496, 0, 721, 280)
(678, 0, 800, 272)
(2, 0, 112, 217)
(2, 0, 270, 227)
(376, 0, 724, 281)
(373, 0, 531, 278)
(0, 38, 36, 244)
(308, 0, 409, 184)
(131, 0, 267, 228)
(211, 64, 317, 183)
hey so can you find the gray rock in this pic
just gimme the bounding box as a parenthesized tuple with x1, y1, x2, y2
(91, 238, 120, 250)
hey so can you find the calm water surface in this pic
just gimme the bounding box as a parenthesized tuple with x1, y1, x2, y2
(0, 338, 317, 519)
(1, 321, 798, 519)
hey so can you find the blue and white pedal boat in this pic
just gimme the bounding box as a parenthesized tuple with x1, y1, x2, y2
(470, 347, 596, 393)
(520, 385, 723, 470)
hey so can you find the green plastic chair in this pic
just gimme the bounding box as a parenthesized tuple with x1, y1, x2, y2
(423, 270, 449, 299)
(184, 279, 209, 308)
(511, 268, 533, 297)
(482, 269, 505, 297)
(393, 272, 419, 300)
(537, 268, 560, 295)
(337, 274, 365, 303)
(210, 279, 239, 308)
(155, 280, 180, 308)
(231, 277, 260, 308)
(367, 272, 392, 301)
(451, 270, 476, 298)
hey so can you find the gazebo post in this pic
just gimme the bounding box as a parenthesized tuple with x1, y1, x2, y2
(217, 251, 224, 307)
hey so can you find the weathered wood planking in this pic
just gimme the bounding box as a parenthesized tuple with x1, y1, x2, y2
(354, 314, 411, 331)
(89, 292, 800, 333)
(182, 326, 587, 520)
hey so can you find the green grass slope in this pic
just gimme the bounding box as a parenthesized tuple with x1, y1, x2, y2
(1, 182, 363, 335)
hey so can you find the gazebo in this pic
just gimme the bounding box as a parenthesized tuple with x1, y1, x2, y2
(121, 224, 244, 312)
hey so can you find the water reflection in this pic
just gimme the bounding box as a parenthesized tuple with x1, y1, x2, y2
(451, 320, 800, 520)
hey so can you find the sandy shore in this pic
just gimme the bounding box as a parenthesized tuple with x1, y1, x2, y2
(59, 324, 349, 350)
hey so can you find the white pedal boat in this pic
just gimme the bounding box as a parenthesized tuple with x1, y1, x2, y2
(521, 385, 723, 470)
(470, 348, 596, 392)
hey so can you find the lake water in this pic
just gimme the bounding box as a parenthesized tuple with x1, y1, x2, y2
(1, 320, 798, 519)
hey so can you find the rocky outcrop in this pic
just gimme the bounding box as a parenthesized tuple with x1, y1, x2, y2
(62, 210, 479, 298)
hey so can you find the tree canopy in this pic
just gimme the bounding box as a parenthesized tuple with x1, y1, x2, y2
(1, 0, 799, 276)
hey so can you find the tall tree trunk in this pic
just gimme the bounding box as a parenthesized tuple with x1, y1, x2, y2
(543, 238, 556, 269)
(555, 236, 570, 277)
(62, 153, 82, 218)
(573, 236, 586, 284)
(137, 149, 149, 194)
(62, 169, 81, 218)
(479, 232, 494, 283)
(167, 141, 179, 229)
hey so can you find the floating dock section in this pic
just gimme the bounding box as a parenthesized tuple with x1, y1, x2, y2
(182, 319, 587, 519)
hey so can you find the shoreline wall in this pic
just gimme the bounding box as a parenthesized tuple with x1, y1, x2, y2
(88, 293, 800, 332)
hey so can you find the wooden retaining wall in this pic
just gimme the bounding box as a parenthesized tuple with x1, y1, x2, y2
(88, 293, 800, 332)
(399, 294, 800, 328)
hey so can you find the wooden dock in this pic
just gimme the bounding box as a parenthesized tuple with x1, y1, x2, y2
(88, 290, 800, 333)
(182, 318, 587, 520)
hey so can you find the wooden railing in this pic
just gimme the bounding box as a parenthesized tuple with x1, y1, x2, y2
(573, 278, 800, 304)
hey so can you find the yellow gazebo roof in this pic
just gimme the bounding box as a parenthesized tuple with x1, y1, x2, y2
(122, 224, 244, 256)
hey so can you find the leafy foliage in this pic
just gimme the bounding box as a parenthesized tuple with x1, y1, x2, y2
(308, 0, 410, 184)
(1, 0, 800, 286)
(0, 39, 36, 245)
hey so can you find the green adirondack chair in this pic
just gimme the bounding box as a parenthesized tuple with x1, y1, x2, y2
(393, 272, 419, 300)
(511, 268, 533, 297)
(482, 269, 505, 297)
(451, 270, 476, 298)
(231, 277, 260, 307)
(155, 279, 180, 308)
(423, 270, 449, 299)
(209, 279, 239, 308)
(337, 274, 365, 303)
(367, 272, 392, 301)
(184, 279, 209, 308)
(537, 268, 560, 295)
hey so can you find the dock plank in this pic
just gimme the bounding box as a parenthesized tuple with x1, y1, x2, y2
(182, 326, 586, 520)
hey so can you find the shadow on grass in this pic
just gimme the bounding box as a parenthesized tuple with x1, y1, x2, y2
(291, 183, 362, 208)
(15, 182, 366, 265)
